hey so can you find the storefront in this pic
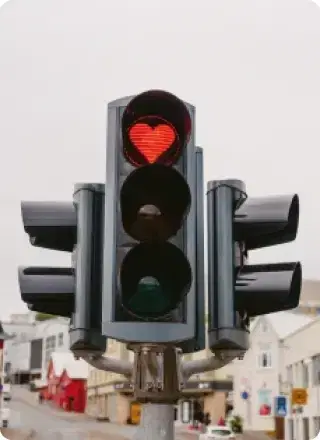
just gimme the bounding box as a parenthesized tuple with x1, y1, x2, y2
(176, 380, 233, 426)
(112, 379, 233, 426)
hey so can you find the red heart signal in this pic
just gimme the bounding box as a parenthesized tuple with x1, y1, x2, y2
(128, 123, 176, 164)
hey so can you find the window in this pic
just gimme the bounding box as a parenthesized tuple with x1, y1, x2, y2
(286, 365, 293, 386)
(312, 355, 320, 386)
(44, 335, 56, 366)
(258, 351, 272, 368)
(58, 333, 64, 347)
(302, 361, 309, 388)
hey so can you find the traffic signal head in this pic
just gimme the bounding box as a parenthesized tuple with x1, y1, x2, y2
(19, 201, 76, 318)
(19, 185, 107, 355)
(207, 179, 302, 354)
(103, 90, 202, 346)
(234, 191, 301, 318)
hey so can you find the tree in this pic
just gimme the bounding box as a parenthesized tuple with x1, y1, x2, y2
(35, 313, 56, 321)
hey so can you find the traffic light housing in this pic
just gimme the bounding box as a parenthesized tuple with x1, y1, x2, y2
(103, 90, 202, 346)
(207, 179, 301, 353)
(19, 201, 76, 317)
(178, 147, 205, 353)
(19, 184, 106, 355)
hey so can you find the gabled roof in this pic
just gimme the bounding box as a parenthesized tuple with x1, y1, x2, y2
(63, 357, 88, 380)
(49, 351, 88, 380)
(252, 311, 314, 340)
(300, 279, 320, 304)
(267, 311, 314, 339)
(49, 352, 76, 377)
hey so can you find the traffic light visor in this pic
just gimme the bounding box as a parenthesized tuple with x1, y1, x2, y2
(235, 194, 299, 250)
(235, 261, 301, 317)
(120, 242, 192, 321)
(122, 90, 191, 167)
(121, 164, 191, 242)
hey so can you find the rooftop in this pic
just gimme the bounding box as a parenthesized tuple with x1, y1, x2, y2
(50, 351, 88, 379)
(266, 311, 314, 339)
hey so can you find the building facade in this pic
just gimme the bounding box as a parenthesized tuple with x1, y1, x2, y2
(34, 317, 70, 380)
(2, 314, 36, 383)
(86, 338, 132, 424)
(46, 352, 88, 413)
(2, 314, 70, 383)
(283, 316, 320, 440)
(233, 312, 313, 435)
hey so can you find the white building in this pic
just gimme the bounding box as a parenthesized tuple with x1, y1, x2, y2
(233, 311, 313, 434)
(33, 317, 70, 380)
(3, 314, 70, 383)
(2, 314, 36, 382)
(283, 315, 320, 440)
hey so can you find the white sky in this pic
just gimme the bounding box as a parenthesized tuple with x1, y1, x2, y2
(0, 0, 320, 319)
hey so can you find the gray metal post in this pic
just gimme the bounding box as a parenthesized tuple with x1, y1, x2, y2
(133, 404, 174, 440)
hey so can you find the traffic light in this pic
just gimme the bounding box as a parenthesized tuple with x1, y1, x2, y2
(19, 184, 106, 355)
(19, 201, 76, 317)
(207, 179, 301, 353)
(103, 90, 203, 346)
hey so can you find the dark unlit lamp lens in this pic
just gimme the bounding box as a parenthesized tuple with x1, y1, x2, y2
(127, 276, 171, 318)
(121, 164, 190, 242)
(120, 242, 192, 321)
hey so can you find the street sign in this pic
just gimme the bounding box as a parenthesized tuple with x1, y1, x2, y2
(291, 388, 308, 405)
(241, 391, 249, 400)
(275, 396, 287, 417)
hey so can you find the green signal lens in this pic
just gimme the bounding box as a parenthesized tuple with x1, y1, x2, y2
(127, 276, 171, 317)
(120, 243, 192, 321)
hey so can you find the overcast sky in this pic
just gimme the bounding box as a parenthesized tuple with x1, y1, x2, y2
(0, 0, 319, 319)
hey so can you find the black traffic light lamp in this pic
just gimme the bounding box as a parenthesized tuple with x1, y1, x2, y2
(19, 201, 76, 317)
(207, 179, 301, 353)
(19, 184, 106, 355)
(103, 90, 203, 346)
(120, 91, 192, 322)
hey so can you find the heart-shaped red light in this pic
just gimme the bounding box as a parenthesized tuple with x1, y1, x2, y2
(128, 123, 176, 164)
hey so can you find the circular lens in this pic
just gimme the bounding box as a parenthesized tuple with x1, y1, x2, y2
(126, 276, 171, 318)
(121, 164, 191, 242)
(122, 90, 191, 167)
(120, 242, 192, 321)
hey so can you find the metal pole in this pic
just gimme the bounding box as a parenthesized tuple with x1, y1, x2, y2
(0, 344, 3, 422)
(133, 403, 174, 440)
(81, 354, 133, 378)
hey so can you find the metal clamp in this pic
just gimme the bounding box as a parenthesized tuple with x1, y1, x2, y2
(129, 344, 184, 404)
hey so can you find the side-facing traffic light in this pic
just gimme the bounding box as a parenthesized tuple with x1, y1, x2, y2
(103, 90, 203, 346)
(19, 184, 106, 355)
(19, 201, 76, 317)
(207, 179, 301, 353)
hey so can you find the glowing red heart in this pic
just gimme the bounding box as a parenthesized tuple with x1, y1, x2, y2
(129, 123, 176, 163)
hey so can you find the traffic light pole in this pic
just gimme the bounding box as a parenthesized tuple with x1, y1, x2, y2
(80, 346, 238, 440)
(132, 403, 175, 440)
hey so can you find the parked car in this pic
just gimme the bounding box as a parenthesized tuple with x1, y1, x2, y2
(2, 384, 11, 402)
(199, 425, 236, 440)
